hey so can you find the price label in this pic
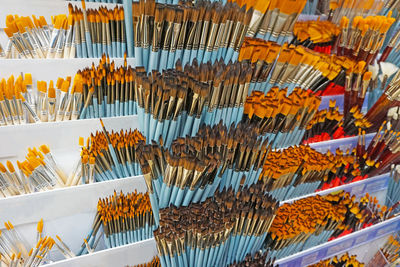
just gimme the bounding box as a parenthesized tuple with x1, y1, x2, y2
(327, 239, 354, 255)
(301, 252, 319, 265)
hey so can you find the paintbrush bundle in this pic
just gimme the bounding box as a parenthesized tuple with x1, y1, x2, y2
(245, 0, 307, 44)
(0, 73, 86, 125)
(227, 250, 277, 267)
(0, 144, 67, 198)
(335, 15, 395, 65)
(307, 252, 364, 267)
(260, 145, 355, 201)
(367, 235, 400, 267)
(265, 192, 381, 259)
(4, 14, 54, 59)
(292, 20, 340, 54)
(242, 89, 321, 148)
(70, 3, 127, 58)
(239, 38, 361, 95)
(132, 0, 253, 72)
(0, 220, 74, 266)
(131, 256, 161, 267)
(74, 56, 137, 119)
(99, 191, 155, 249)
(137, 121, 270, 224)
(303, 101, 372, 143)
(136, 59, 251, 146)
(328, 0, 389, 24)
(77, 191, 155, 256)
(154, 184, 278, 267)
(77, 127, 145, 186)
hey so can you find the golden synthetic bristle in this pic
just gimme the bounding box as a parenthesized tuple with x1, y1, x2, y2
(6, 161, 15, 173)
(363, 71, 372, 81)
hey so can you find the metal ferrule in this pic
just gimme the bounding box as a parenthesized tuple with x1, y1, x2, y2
(247, 10, 263, 37)
(55, 29, 66, 58)
(134, 21, 141, 47)
(170, 23, 181, 52)
(80, 20, 86, 44)
(294, 64, 313, 85)
(26, 27, 45, 58)
(142, 16, 149, 49)
(15, 98, 25, 123)
(6, 99, 19, 123)
(221, 19, 233, 49)
(185, 21, 197, 50)
(152, 22, 163, 51)
(72, 93, 83, 120)
(48, 29, 61, 51)
(258, 11, 271, 36)
(271, 12, 289, 38)
(266, 9, 279, 35)
(192, 21, 203, 50)
(213, 22, 225, 52)
(0, 101, 12, 125)
(269, 61, 285, 84)
(205, 23, 218, 52)
(176, 21, 188, 50)
(235, 25, 249, 52)
(56, 92, 69, 121)
(228, 21, 241, 49)
(13, 33, 32, 58)
(21, 31, 38, 58)
(162, 22, 174, 50)
(199, 20, 210, 50)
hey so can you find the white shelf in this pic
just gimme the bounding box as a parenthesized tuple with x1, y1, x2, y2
(0, 176, 146, 260)
(0, 115, 139, 173)
(281, 172, 389, 205)
(44, 238, 157, 267)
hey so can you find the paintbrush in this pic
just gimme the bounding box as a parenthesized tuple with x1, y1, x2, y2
(308, 252, 364, 267)
(77, 190, 155, 256)
(155, 183, 278, 267)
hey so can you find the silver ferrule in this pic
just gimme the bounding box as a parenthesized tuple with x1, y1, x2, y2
(248, 10, 263, 37)
(206, 23, 219, 52)
(72, 93, 83, 120)
(56, 92, 68, 121)
(47, 97, 56, 122)
(170, 23, 182, 52)
(228, 21, 241, 49)
(199, 21, 210, 50)
(22, 101, 40, 123)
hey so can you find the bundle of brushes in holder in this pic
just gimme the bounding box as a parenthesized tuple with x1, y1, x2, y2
(238, 38, 364, 96)
(154, 183, 278, 267)
(227, 251, 277, 267)
(367, 235, 400, 267)
(77, 124, 145, 185)
(131, 0, 253, 72)
(335, 14, 395, 65)
(265, 191, 397, 259)
(242, 89, 321, 148)
(0, 219, 74, 266)
(303, 100, 372, 144)
(3, 3, 127, 58)
(75, 56, 138, 119)
(260, 145, 356, 201)
(292, 20, 340, 54)
(136, 59, 251, 145)
(68, 3, 127, 58)
(77, 190, 155, 256)
(137, 121, 270, 224)
(0, 145, 67, 198)
(243, 0, 307, 44)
